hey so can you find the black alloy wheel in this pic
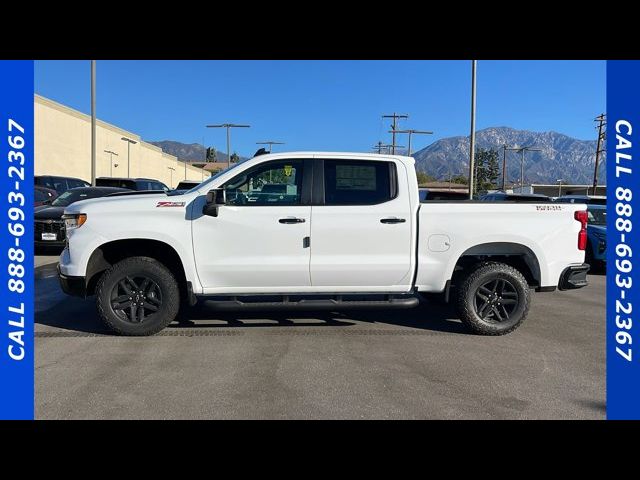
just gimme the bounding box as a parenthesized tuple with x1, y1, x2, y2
(473, 278, 519, 323)
(110, 275, 163, 323)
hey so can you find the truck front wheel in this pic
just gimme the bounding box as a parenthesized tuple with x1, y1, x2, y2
(456, 261, 530, 336)
(96, 256, 180, 336)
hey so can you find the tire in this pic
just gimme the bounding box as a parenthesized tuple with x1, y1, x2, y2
(456, 261, 531, 336)
(96, 256, 180, 336)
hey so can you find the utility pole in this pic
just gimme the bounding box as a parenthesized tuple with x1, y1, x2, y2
(91, 60, 96, 185)
(372, 141, 394, 154)
(468, 60, 477, 199)
(206, 123, 250, 169)
(556, 179, 564, 197)
(167, 166, 176, 188)
(104, 150, 118, 177)
(592, 113, 606, 195)
(389, 129, 433, 156)
(121, 137, 137, 178)
(256, 141, 285, 153)
(514, 146, 541, 190)
(502, 145, 520, 190)
(382, 113, 409, 154)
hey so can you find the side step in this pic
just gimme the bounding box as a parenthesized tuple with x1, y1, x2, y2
(200, 294, 419, 311)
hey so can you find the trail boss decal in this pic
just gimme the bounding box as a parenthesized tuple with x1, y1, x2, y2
(156, 201, 186, 208)
(535, 205, 562, 211)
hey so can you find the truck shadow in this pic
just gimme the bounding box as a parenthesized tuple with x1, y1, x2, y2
(36, 261, 467, 335)
(35, 296, 468, 335)
(172, 302, 467, 334)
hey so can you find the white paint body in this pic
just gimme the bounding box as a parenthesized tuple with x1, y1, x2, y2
(60, 152, 586, 295)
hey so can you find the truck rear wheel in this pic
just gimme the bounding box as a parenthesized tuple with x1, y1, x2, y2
(456, 261, 530, 336)
(96, 256, 180, 336)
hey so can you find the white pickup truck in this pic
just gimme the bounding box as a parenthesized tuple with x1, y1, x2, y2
(57, 152, 590, 336)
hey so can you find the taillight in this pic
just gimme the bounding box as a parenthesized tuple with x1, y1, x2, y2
(574, 210, 588, 251)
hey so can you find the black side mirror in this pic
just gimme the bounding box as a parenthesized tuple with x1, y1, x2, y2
(202, 188, 226, 217)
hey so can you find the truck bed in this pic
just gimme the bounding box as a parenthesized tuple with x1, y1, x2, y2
(415, 202, 587, 292)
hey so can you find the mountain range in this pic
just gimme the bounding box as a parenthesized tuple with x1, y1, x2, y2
(412, 127, 604, 185)
(147, 140, 249, 164)
(149, 126, 605, 185)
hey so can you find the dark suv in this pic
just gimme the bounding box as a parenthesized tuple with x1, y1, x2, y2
(95, 177, 169, 191)
(35, 175, 90, 194)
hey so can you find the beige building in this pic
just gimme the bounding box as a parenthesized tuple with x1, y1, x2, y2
(35, 95, 210, 188)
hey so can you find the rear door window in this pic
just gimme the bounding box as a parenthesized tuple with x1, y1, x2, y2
(323, 160, 395, 205)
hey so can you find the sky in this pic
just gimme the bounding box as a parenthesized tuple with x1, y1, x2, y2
(35, 60, 605, 157)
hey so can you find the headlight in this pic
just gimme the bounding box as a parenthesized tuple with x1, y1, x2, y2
(62, 213, 87, 230)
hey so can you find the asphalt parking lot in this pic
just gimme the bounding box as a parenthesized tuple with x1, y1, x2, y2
(35, 254, 605, 420)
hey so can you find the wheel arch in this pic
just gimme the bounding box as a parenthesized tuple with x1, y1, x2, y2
(85, 238, 188, 298)
(450, 242, 542, 288)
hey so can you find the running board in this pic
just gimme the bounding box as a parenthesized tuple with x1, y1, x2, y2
(200, 294, 419, 311)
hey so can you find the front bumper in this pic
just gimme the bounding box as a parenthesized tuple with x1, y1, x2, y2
(57, 264, 87, 297)
(558, 263, 590, 291)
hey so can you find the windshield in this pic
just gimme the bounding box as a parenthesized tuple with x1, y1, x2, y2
(588, 208, 606, 226)
(185, 163, 244, 194)
(51, 190, 103, 207)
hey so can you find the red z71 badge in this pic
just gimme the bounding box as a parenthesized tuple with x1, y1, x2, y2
(156, 201, 186, 208)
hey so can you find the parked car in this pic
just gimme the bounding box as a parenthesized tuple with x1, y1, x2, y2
(34, 186, 58, 207)
(35, 175, 90, 194)
(419, 188, 469, 201)
(59, 151, 589, 337)
(35, 187, 126, 249)
(585, 204, 607, 269)
(95, 177, 169, 191)
(554, 195, 606, 205)
(175, 180, 201, 191)
(480, 192, 552, 202)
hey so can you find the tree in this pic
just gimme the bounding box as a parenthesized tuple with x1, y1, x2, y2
(206, 147, 217, 162)
(473, 148, 500, 194)
(451, 175, 468, 185)
(416, 171, 436, 186)
(230, 152, 240, 163)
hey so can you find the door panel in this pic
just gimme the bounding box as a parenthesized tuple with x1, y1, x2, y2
(192, 159, 312, 292)
(193, 205, 311, 291)
(309, 159, 413, 289)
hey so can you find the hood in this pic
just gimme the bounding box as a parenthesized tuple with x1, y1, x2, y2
(588, 224, 606, 236)
(63, 190, 188, 215)
(34, 206, 65, 220)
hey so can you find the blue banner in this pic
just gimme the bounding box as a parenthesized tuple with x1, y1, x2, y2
(0, 60, 34, 420)
(607, 60, 640, 419)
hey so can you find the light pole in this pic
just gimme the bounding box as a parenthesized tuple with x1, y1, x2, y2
(468, 60, 477, 199)
(256, 141, 285, 153)
(388, 129, 433, 156)
(121, 136, 137, 178)
(167, 166, 176, 188)
(91, 60, 96, 186)
(206, 123, 250, 169)
(556, 179, 564, 197)
(104, 149, 119, 177)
